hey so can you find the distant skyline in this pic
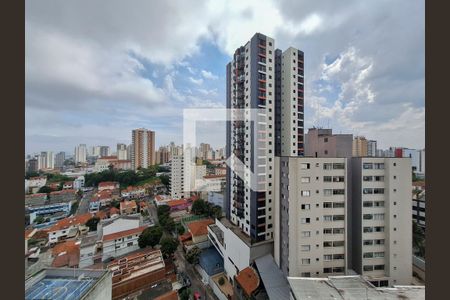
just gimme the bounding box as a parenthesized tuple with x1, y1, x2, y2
(26, 0, 424, 154)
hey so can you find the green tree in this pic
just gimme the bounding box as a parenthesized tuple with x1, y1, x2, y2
(138, 226, 163, 248)
(191, 199, 208, 215)
(413, 222, 425, 257)
(218, 277, 225, 286)
(157, 205, 171, 217)
(179, 288, 192, 300)
(38, 186, 52, 194)
(25, 171, 40, 179)
(186, 246, 201, 264)
(160, 237, 179, 258)
(177, 224, 186, 235)
(85, 217, 100, 231)
(163, 217, 176, 232)
(34, 215, 45, 224)
(208, 205, 222, 219)
(160, 175, 170, 187)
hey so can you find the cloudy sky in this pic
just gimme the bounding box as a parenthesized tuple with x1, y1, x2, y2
(25, 0, 424, 155)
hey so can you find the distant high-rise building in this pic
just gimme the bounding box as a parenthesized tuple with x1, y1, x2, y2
(131, 128, 155, 170)
(353, 136, 368, 157)
(126, 144, 132, 160)
(367, 140, 377, 157)
(90, 146, 101, 157)
(305, 128, 353, 158)
(55, 152, 66, 168)
(74, 144, 87, 164)
(27, 158, 39, 173)
(39, 151, 54, 169)
(117, 143, 127, 159)
(99, 146, 110, 157)
(155, 146, 170, 165)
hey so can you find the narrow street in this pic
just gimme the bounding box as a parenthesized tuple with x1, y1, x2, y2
(174, 246, 218, 300)
(76, 189, 94, 215)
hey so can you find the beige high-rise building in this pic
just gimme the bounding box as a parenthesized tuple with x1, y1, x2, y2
(155, 146, 170, 165)
(131, 128, 155, 170)
(350, 157, 412, 286)
(274, 157, 349, 278)
(353, 136, 368, 157)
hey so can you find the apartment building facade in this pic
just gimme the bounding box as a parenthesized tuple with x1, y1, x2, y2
(274, 157, 349, 278)
(351, 157, 412, 286)
(353, 136, 368, 157)
(169, 155, 184, 199)
(131, 128, 155, 170)
(225, 33, 304, 243)
(304, 128, 353, 158)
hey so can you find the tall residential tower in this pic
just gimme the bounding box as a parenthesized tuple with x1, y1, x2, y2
(131, 128, 155, 170)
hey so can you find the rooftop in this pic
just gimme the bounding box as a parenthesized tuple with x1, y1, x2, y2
(48, 213, 93, 232)
(187, 219, 215, 237)
(154, 290, 178, 300)
(25, 268, 110, 300)
(120, 200, 137, 211)
(254, 255, 290, 300)
(103, 225, 147, 242)
(107, 248, 165, 285)
(98, 181, 119, 188)
(287, 276, 425, 300)
(51, 240, 80, 268)
(235, 267, 260, 296)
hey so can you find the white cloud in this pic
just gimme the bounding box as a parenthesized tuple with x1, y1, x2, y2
(201, 70, 218, 80)
(298, 13, 323, 35)
(189, 77, 204, 85)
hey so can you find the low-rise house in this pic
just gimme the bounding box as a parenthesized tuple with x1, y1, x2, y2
(121, 186, 146, 199)
(109, 207, 120, 218)
(234, 267, 261, 300)
(62, 181, 74, 190)
(73, 176, 85, 190)
(51, 240, 80, 268)
(99, 181, 120, 192)
(102, 226, 148, 262)
(47, 213, 94, 245)
(27, 202, 72, 224)
(182, 219, 214, 251)
(79, 233, 102, 268)
(25, 193, 48, 207)
(154, 195, 172, 206)
(167, 199, 192, 212)
(120, 200, 138, 215)
(49, 189, 77, 204)
(197, 247, 224, 283)
(27, 176, 47, 192)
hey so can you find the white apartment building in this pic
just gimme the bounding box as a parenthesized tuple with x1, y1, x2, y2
(73, 176, 85, 190)
(75, 144, 87, 164)
(351, 157, 412, 286)
(274, 157, 348, 278)
(169, 155, 184, 199)
(39, 151, 55, 170)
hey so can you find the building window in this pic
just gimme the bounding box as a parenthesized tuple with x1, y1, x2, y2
(374, 163, 384, 169)
(333, 189, 345, 195)
(323, 241, 332, 248)
(374, 265, 385, 270)
(301, 204, 310, 210)
(324, 255, 332, 261)
(323, 202, 332, 208)
(301, 272, 311, 277)
(324, 189, 332, 196)
(374, 201, 384, 207)
(301, 190, 310, 197)
(323, 163, 332, 170)
(301, 231, 311, 237)
(363, 163, 373, 169)
(323, 176, 332, 182)
(301, 245, 311, 252)
(301, 218, 310, 224)
(333, 254, 345, 260)
(301, 259, 311, 265)
(323, 268, 333, 273)
(373, 213, 384, 220)
(363, 240, 373, 246)
(333, 228, 344, 234)
(324, 215, 333, 222)
(363, 252, 374, 258)
(323, 228, 332, 235)
(363, 265, 374, 272)
(301, 177, 310, 183)
(374, 252, 385, 258)
(333, 215, 345, 221)
(300, 163, 310, 169)
(333, 163, 345, 170)
(373, 188, 384, 194)
(363, 176, 373, 181)
(363, 201, 373, 207)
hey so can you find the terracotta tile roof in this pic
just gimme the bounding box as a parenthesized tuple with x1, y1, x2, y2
(98, 181, 119, 188)
(33, 229, 49, 240)
(139, 201, 147, 208)
(187, 219, 214, 237)
(154, 290, 178, 300)
(124, 185, 145, 192)
(235, 267, 260, 296)
(26, 193, 47, 198)
(178, 232, 192, 243)
(103, 226, 147, 242)
(94, 189, 112, 201)
(51, 240, 80, 268)
(48, 213, 93, 232)
(120, 200, 137, 211)
(167, 199, 190, 207)
(98, 156, 117, 160)
(110, 207, 120, 215)
(25, 229, 36, 239)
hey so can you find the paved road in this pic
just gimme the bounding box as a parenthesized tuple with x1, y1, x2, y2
(76, 190, 94, 215)
(174, 246, 218, 300)
(147, 197, 159, 224)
